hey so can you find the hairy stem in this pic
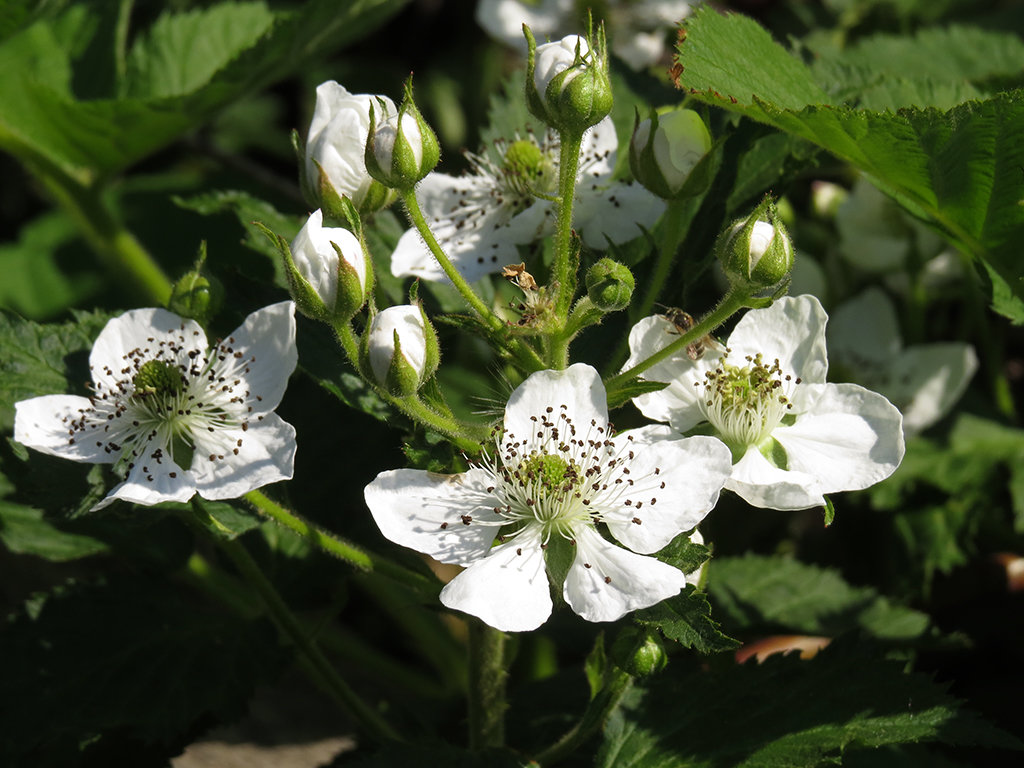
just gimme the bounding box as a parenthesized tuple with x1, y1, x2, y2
(468, 619, 507, 750)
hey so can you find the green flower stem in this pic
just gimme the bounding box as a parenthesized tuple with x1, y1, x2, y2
(532, 667, 632, 765)
(39, 170, 172, 306)
(605, 289, 750, 392)
(333, 322, 491, 453)
(553, 130, 584, 321)
(187, 503, 401, 744)
(400, 189, 545, 373)
(181, 552, 445, 700)
(632, 196, 698, 324)
(243, 490, 439, 599)
(467, 619, 507, 750)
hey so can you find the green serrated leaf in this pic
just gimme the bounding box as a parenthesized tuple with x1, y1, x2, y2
(652, 529, 709, 574)
(0, 577, 284, 766)
(634, 586, 740, 654)
(676, 8, 1024, 315)
(707, 554, 931, 641)
(120, 2, 277, 99)
(596, 639, 1021, 768)
(0, 309, 111, 431)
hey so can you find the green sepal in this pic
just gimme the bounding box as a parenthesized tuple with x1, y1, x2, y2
(418, 302, 441, 381)
(823, 496, 836, 527)
(365, 78, 440, 191)
(585, 257, 634, 312)
(254, 221, 329, 321)
(717, 194, 794, 293)
(292, 128, 309, 204)
(383, 329, 423, 397)
(331, 239, 372, 323)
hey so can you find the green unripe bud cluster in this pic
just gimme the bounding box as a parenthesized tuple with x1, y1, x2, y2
(168, 243, 224, 326)
(610, 627, 668, 678)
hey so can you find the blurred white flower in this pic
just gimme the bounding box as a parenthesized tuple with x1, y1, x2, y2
(364, 364, 730, 631)
(476, 0, 693, 70)
(391, 116, 665, 282)
(828, 288, 977, 435)
(15, 303, 298, 510)
(625, 295, 905, 510)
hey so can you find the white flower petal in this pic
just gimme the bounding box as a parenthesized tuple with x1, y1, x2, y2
(475, 0, 570, 47)
(580, 116, 619, 178)
(89, 309, 206, 393)
(612, 30, 665, 70)
(364, 468, 505, 565)
(726, 445, 826, 510)
(603, 429, 731, 554)
(14, 395, 117, 463)
(503, 363, 608, 456)
(192, 413, 296, 500)
(564, 525, 685, 623)
(727, 295, 829, 385)
(886, 343, 977, 435)
(94, 453, 197, 511)
(827, 288, 901, 364)
(624, 315, 719, 432)
(772, 382, 905, 496)
(440, 529, 552, 631)
(576, 182, 666, 248)
(223, 301, 297, 413)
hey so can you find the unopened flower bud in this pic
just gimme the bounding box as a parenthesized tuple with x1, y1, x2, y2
(810, 181, 848, 220)
(629, 109, 712, 199)
(586, 258, 634, 312)
(610, 627, 668, 678)
(525, 29, 613, 134)
(303, 81, 396, 215)
(168, 243, 224, 325)
(718, 198, 794, 293)
(365, 78, 440, 191)
(287, 209, 371, 322)
(363, 304, 440, 396)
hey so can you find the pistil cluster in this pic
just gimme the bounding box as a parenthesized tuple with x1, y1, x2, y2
(698, 350, 800, 452)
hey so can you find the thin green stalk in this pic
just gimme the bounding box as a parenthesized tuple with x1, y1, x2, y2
(333, 322, 491, 453)
(605, 289, 749, 392)
(399, 193, 547, 371)
(552, 130, 584, 321)
(187, 503, 401, 744)
(243, 489, 439, 598)
(532, 668, 632, 765)
(39, 171, 172, 306)
(468, 619, 507, 750)
(631, 196, 698, 326)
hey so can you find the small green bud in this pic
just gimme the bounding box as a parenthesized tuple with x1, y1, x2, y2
(365, 77, 440, 191)
(610, 627, 668, 679)
(362, 304, 440, 396)
(585, 257, 634, 312)
(168, 243, 224, 325)
(717, 197, 794, 293)
(629, 109, 712, 199)
(525, 28, 613, 134)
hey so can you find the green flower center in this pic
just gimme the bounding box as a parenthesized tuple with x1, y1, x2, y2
(520, 452, 580, 493)
(503, 140, 555, 196)
(132, 360, 183, 399)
